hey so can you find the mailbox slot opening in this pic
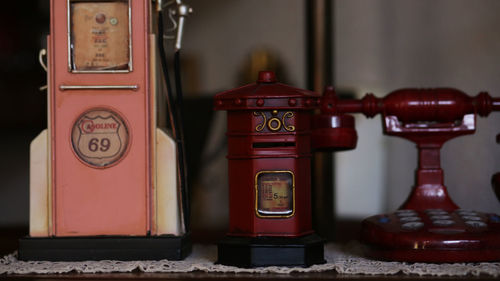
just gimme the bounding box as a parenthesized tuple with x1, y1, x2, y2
(253, 142, 296, 149)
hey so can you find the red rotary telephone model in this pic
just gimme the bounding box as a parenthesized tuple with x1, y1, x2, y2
(313, 87, 500, 262)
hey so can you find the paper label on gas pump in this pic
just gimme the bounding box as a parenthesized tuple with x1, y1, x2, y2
(256, 171, 295, 218)
(70, 1, 130, 71)
(71, 108, 129, 168)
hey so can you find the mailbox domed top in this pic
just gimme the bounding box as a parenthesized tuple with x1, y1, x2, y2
(214, 71, 320, 111)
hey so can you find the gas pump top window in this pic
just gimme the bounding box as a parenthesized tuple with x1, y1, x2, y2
(69, 0, 131, 72)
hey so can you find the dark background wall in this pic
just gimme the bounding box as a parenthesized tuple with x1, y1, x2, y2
(0, 0, 499, 229)
(0, 1, 49, 226)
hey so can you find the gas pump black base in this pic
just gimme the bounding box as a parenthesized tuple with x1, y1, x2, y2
(18, 233, 191, 261)
(217, 234, 325, 267)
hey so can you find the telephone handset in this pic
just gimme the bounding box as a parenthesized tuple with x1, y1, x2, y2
(313, 87, 500, 262)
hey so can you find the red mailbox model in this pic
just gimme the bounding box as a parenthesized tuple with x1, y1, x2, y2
(214, 71, 324, 267)
(314, 87, 500, 262)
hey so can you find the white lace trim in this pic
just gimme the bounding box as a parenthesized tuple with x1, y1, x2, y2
(1, 242, 499, 276)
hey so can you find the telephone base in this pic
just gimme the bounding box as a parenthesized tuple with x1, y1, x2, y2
(216, 234, 325, 268)
(18, 233, 191, 261)
(361, 209, 500, 262)
(362, 246, 500, 263)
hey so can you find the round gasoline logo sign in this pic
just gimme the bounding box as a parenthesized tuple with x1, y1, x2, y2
(71, 108, 129, 168)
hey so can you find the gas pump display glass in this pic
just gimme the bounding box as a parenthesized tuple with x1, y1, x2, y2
(69, 0, 131, 72)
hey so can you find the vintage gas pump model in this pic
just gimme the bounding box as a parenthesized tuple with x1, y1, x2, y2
(18, 0, 192, 261)
(313, 87, 500, 262)
(214, 71, 325, 267)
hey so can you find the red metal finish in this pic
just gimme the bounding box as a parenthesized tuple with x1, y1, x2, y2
(324, 88, 500, 120)
(311, 87, 357, 151)
(311, 114, 357, 151)
(215, 71, 319, 237)
(314, 88, 500, 211)
(361, 211, 500, 262)
(313, 87, 500, 262)
(312, 87, 500, 153)
(384, 113, 475, 211)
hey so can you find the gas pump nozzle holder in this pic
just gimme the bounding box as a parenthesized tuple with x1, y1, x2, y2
(313, 87, 500, 262)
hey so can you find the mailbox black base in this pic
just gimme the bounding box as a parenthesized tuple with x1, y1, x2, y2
(217, 233, 325, 267)
(18, 233, 191, 261)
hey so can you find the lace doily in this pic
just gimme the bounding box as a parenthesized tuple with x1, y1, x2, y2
(1, 242, 499, 276)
